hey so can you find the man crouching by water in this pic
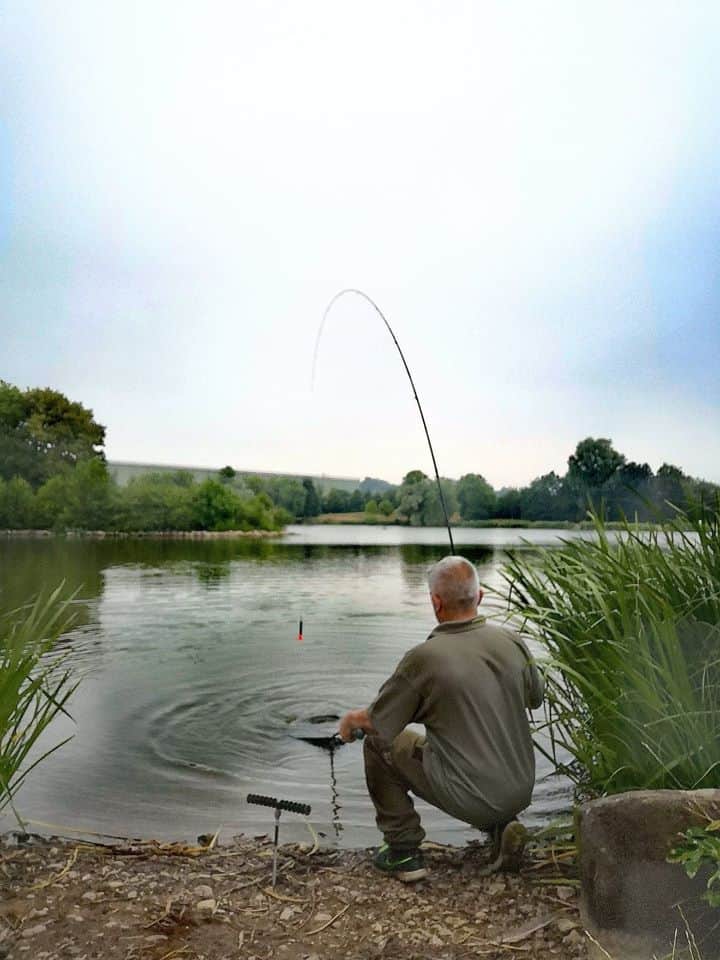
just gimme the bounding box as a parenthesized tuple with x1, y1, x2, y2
(338, 555, 544, 882)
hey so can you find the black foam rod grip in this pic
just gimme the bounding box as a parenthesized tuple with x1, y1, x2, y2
(246, 793, 312, 816)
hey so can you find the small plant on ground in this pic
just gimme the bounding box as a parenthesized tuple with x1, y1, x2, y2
(0, 586, 78, 824)
(669, 821, 720, 908)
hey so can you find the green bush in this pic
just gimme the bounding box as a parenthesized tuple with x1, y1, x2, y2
(496, 504, 720, 794)
(0, 588, 78, 820)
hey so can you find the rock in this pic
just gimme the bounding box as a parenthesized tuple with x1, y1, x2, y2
(555, 886, 575, 901)
(279, 907, 296, 921)
(196, 898, 216, 917)
(577, 789, 720, 960)
(563, 929, 584, 946)
(81, 891, 100, 901)
(192, 884, 214, 899)
(312, 912, 332, 925)
(21, 924, 47, 938)
(556, 918, 579, 934)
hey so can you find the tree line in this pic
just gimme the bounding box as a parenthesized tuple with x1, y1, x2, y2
(1, 381, 716, 530)
(315, 438, 718, 525)
(0, 382, 288, 532)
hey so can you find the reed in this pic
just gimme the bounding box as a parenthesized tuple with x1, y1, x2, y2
(0, 586, 78, 823)
(496, 501, 720, 794)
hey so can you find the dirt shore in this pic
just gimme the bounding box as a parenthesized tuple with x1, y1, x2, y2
(0, 830, 588, 960)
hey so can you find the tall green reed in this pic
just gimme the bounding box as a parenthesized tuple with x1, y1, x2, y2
(495, 502, 720, 795)
(0, 586, 79, 824)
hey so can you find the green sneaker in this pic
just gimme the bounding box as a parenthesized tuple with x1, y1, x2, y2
(373, 843, 428, 882)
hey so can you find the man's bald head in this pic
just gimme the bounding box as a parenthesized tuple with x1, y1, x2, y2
(427, 556, 482, 622)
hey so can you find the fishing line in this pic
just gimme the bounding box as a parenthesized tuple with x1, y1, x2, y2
(312, 288, 455, 555)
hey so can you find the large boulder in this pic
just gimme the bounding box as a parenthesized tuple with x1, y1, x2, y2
(577, 790, 720, 959)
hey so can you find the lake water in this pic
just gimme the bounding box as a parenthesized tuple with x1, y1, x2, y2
(0, 525, 585, 848)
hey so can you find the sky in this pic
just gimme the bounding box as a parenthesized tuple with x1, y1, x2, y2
(1, 1, 719, 488)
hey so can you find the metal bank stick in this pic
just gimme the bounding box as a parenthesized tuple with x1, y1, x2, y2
(246, 794, 312, 886)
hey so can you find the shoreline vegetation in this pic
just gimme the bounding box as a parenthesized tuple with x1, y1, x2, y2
(1, 381, 717, 536)
(0, 527, 284, 539)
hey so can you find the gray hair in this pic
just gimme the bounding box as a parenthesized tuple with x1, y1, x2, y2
(427, 556, 479, 610)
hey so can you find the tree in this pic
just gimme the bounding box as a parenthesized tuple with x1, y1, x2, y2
(609, 461, 654, 519)
(567, 437, 625, 491)
(0, 476, 35, 529)
(378, 498, 394, 516)
(457, 473, 496, 521)
(218, 466, 236, 483)
(34, 459, 115, 530)
(302, 478, 321, 518)
(520, 472, 570, 521)
(365, 499, 379, 515)
(323, 488, 352, 513)
(495, 487, 522, 519)
(652, 463, 687, 515)
(0, 381, 105, 487)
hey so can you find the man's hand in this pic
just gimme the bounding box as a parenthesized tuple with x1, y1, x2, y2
(338, 708, 374, 742)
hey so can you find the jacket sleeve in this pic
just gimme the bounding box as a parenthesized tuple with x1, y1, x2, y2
(512, 636, 545, 709)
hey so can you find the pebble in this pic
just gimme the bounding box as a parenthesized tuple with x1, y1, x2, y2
(196, 898, 217, 916)
(193, 884, 214, 899)
(312, 912, 332, 925)
(556, 917, 579, 934)
(563, 929, 584, 946)
(21, 924, 47, 938)
(556, 886, 576, 900)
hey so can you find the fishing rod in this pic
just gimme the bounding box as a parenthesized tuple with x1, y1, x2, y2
(312, 288, 456, 555)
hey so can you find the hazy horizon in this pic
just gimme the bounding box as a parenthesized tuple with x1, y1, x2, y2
(3, 2, 719, 487)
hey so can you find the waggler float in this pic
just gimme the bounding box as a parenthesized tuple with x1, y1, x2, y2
(249, 290, 455, 870)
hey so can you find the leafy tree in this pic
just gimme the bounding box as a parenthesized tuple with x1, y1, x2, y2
(323, 488, 352, 513)
(653, 463, 687, 513)
(0, 382, 106, 487)
(520, 472, 571, 521)
(264, 477, 307, 517)
(348, 489, 365, 512)
(302, 478, 321, 518)
(495, 487, 522, 519)
(0, 477, 35, 529)
(34, 459, 116, 531)
(457, 473, 496, 521)
(397, 471, 458, 526)
(218, 466, 236, 483)
(365, 499, 379, 515)
(378, 498, 394, 516)
(567, 437, 625, 491)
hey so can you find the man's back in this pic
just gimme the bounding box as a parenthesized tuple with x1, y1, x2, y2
(370, 616, 543, 828)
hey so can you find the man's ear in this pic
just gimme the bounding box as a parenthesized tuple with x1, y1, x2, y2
(478, 588, 484, 605)
(431, 592, 442, 616)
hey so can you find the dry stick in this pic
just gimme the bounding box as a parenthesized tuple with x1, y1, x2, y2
(28, 846, 78, 891)
(306, 901, 350, 935)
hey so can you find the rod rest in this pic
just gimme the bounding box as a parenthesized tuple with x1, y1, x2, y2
(246, 793, 312, 816)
